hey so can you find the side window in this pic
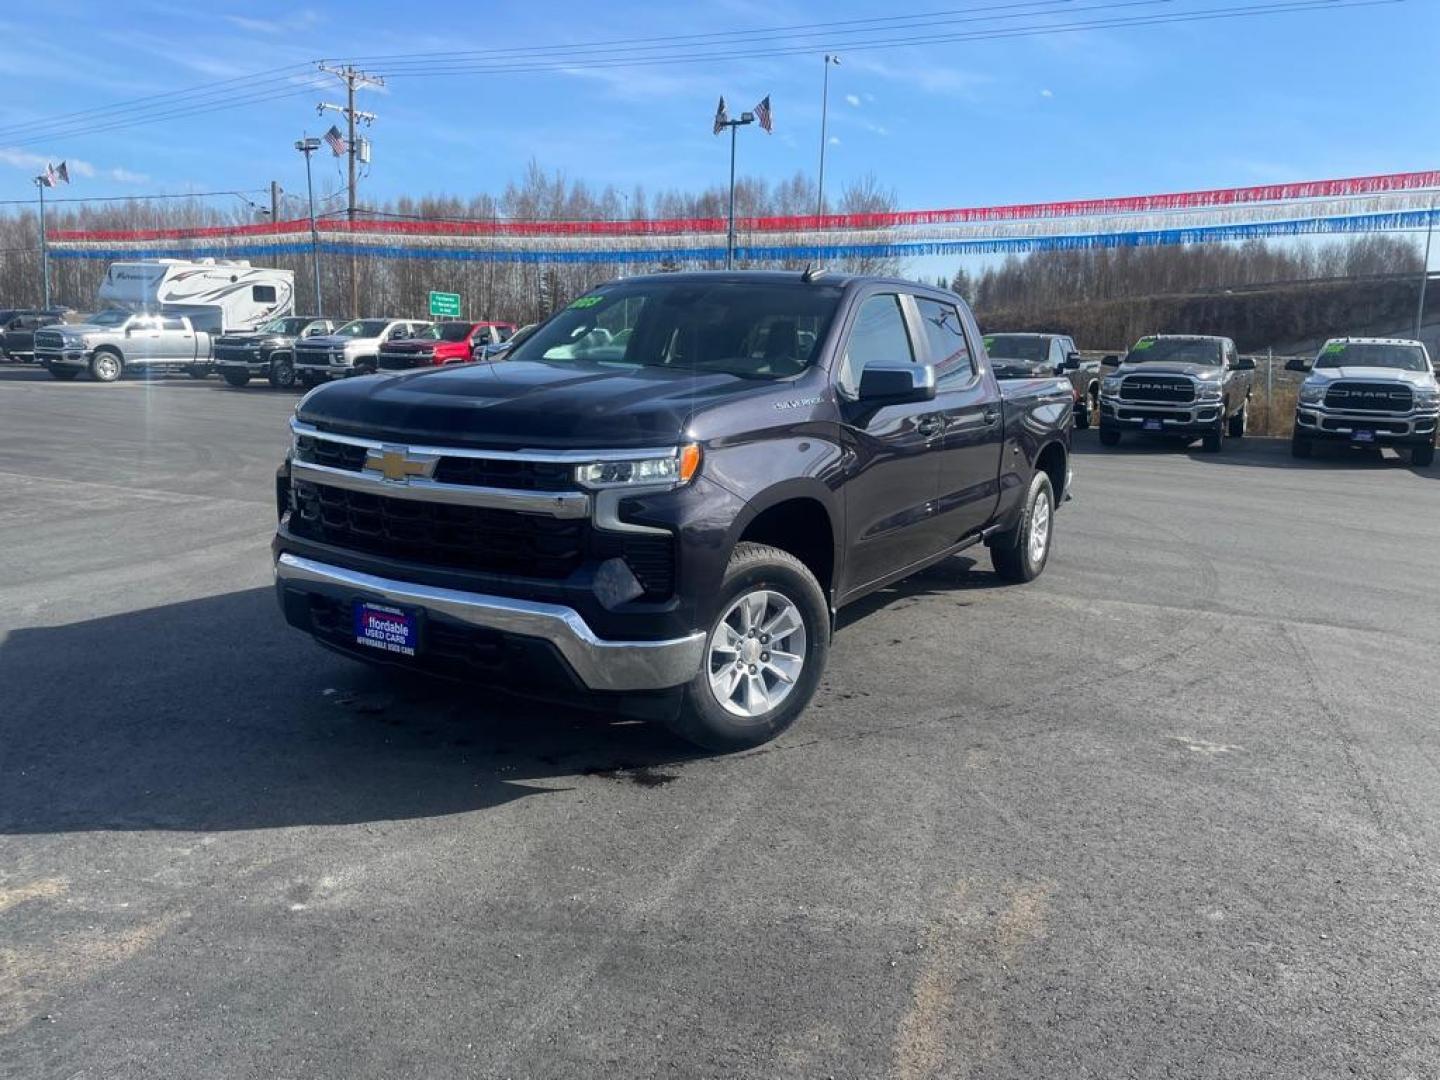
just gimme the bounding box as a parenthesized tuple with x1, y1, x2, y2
(252, 285, 277, 303)
(840, 294, 915, 396)
(913, 297, 974, 387)
(161, 317, 186, 332)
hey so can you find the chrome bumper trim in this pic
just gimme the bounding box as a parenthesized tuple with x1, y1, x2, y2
(275, 553, 703, 691)
(290, 458, 591, 517)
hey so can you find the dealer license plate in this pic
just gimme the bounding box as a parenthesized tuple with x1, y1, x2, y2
(1352, 429, 1376, 444)
(353, 601, 419, 656)
(1143, 419, 1163, 432)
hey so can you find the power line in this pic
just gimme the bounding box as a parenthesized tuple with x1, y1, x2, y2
(0, 188, 268, 208)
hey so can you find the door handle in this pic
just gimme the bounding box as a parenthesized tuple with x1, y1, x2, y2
(983, 407, 999, 425)
(917, 416, 945, 438)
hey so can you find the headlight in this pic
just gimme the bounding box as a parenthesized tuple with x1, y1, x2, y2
(1194, 381, 1222, 402)
(574, 444, 702, 489)
(1299, 384, 1325, 405)
(1102, 376, 1122, 395)
(1414, 387, 1439, 408)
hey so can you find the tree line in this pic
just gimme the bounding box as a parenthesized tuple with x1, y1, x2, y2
(0, 165, 900, 322)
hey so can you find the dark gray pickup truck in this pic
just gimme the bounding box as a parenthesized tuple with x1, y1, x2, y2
(273, 272, 1074, 750)
(1098, 334, 1254, 451)
(983, 332, 1101, 428)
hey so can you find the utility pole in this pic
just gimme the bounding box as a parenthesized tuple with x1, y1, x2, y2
(817, 54, 841, 220)
(318, 63, 382, 318)
(717, 110, 755, 270)
(295, 137, 324, 317)
(33, 177, 48, 309)
(270, 180, 282, 223)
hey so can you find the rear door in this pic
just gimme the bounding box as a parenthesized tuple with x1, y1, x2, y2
(835, 290, 949, 596)
(915, 296, 1004, 546)
(161, 317, 197, 360)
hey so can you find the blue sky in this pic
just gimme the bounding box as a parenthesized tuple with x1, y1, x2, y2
(0, 0, 1436, 219)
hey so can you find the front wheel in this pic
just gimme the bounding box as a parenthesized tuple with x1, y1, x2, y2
(89, 349, 123, 382)
(268, 354, 296, 389)
(222, 370, 250, 388)
(1227, 405, 1246, 439)
(1201, 423, 1223, 453)
(1073, 396, 1090, 429)
(990, 471, 1055, 583)
(668, 542, 830, 752)
(1413, 441, 1436, 467)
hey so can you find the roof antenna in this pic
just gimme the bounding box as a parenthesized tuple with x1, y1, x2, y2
(801, 263, 827, 283)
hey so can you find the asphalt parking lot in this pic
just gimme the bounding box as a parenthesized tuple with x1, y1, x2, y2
(2, 365, 1439, 1080)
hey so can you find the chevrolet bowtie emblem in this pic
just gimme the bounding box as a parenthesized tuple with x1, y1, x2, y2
(365, 446, 433, 482)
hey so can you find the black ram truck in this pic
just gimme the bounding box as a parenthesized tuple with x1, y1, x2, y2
(214, 316, 336, 388)
(273, 272, 1073, 750)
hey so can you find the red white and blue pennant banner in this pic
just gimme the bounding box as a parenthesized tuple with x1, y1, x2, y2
(49, 169, 1440, 263)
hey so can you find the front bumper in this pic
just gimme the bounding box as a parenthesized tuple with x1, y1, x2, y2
(215, 352, 270, 374)
(1100, 396, 1222, 435)
(1294, 406, 1438, 443)
(275, 552, 705, 692)
(38, 348, 89, 369)
(295, 353, 353, 375)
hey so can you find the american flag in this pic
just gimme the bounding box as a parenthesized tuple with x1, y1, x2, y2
(324, 125, 347, 157)
(712, 96, 729, 136)
(55, 161, 69, 184)
(754, 95, 772, 133)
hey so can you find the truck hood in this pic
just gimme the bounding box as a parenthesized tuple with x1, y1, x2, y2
(1304, 366, 1436, 387)
(297, 334, 369, 349)
(296, 358, 771, 450)
(1112, 362, 1223, 379)
(52, 322, 109, 335)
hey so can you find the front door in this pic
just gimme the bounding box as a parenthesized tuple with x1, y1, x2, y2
(913, 296, 1004, 546)
(836, 292, 948, 597)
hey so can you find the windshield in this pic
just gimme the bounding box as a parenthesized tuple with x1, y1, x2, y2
(1315, 341, 1429, 371)
(335, 320, 392, 338)
(259, 317, 310, 335)
(1126, 337, 1222, 365)
(985, 335, 1049, 363)
(508, 281, 844, 379)
(424, 322, 473, 343)
(87, 309, 133, 327)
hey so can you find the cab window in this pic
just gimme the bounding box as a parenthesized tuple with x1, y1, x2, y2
(840, 294, 916, 397)
(913, 297, 974, 387)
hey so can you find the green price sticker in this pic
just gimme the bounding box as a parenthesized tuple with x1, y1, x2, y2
(1322, 342, 1345, 355)
(569, 296, 604, 309)
(983, 336, 995, 348)
(1132, 338, 1156, 351)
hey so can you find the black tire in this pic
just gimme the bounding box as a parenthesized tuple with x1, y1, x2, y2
(268, 353, 296, 389)
(1227, 405, 1246, 439)
(989, 471, 1055, 584)
(1412, 441, 1436, 467)
(47, 366, 80, 381)
(1291, 433, 1313, 459)
(1073, 397, 1090, 429)
(89, 348, 123, 383)
(1098, 425, 1121, 447)
(668, 542, 830, 753)
(1201, 423, 1223, 453)
(222, 370, 250, 388)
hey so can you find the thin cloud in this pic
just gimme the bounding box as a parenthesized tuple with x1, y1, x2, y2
(109, 167, 149, 184)
(1041, 88, 1054, 98)
(828, 136, 840, 145)
(0, 147, 96, 177)
(844, 93, 861, 107)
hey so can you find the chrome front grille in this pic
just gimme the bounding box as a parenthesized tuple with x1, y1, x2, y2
(1119, 375, 1195, 403)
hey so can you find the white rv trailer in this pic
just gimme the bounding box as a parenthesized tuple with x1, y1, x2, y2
(97, 259, 295, 334)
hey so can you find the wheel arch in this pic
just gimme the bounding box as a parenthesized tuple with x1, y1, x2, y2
(729, 484, 841, 605)
(1034, 439, 1068, 503)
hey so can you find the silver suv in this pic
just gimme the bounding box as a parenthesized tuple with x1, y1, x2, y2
(294, 318, 430, 386)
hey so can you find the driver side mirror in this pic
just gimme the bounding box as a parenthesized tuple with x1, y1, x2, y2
(1063, 353, 1082, 370)
(858, 363, 937, 404)
(1231, 356, 1256, 372)
(1101, 354, 1120, 367)
(1284, 357, 1311, 373)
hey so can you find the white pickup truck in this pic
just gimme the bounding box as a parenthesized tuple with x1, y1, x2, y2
(294, 318, 431, 386)
(36, 309, 213, 382)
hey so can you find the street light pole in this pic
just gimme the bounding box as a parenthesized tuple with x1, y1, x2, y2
(1418, 194, 1435, 342)
(817, 54, 841, 219)
(34, 177, 49, 309)
(295, 137, 324, 317)
(719, 110, 755, 270)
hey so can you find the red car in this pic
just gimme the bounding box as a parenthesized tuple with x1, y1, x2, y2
(377, 321, 516, 372)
